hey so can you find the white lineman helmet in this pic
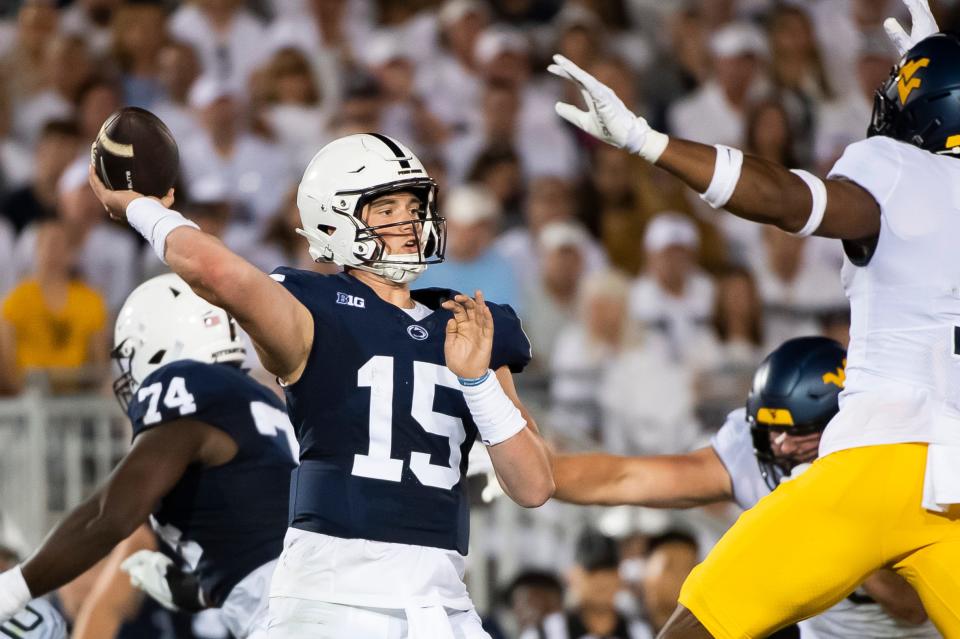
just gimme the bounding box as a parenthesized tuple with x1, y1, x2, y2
(296, 133, 445, 283)
(112, 274, 246, 408)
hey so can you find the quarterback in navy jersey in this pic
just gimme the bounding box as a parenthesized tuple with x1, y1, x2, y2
(0, 274, 297, 639)
(84, 132, 554, 638)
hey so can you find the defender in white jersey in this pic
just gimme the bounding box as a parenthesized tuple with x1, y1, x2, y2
(547, 1, 960, 635)
(553, 337, 936, 638)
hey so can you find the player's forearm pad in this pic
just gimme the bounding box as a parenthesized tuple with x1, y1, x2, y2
(700, 145, 744, 209)
(0, 566, 31, 620)
(127, 197, 200, 264)
(460, 371, 527, 446)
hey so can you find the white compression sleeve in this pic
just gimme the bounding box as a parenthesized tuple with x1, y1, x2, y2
(459, 371, 527, 446)
(700, 145, 744, 209)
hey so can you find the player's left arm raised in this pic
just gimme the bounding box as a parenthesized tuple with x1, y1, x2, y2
(443, 292, 554, 508)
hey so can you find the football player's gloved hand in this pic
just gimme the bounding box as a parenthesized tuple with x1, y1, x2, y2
(548, 54, 669, 163)
(884, 0, 939, 56)
(121, 551, 206, 613)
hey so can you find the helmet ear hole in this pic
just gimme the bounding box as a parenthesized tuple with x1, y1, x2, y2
(148, 350, 166, 365)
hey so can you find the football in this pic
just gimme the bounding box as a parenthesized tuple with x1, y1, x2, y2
(90, 107, 179, 198)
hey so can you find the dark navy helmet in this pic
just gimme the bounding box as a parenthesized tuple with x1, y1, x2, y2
(746, 336, 846, 490)
(869, 32, 960, 156)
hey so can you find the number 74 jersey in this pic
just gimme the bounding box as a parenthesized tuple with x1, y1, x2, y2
(271, 268, 531, 555)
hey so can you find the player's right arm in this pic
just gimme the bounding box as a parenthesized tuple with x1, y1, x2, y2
(87, 169, 314, 382)
(11, 418, 233, 601)
(552, 447, 733, 508)
(548, 57, 881, 241)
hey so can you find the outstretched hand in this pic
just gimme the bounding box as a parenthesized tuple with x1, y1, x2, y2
(442, 291, 493, 380)
(884, 0, 939, 55)
(88, 165, 175, 222)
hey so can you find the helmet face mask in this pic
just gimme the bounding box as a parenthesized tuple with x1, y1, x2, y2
(296, 135, 447, 284)
(745, 336, 847, 491)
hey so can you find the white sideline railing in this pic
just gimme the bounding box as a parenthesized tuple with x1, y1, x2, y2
(0, 388, 129, 553)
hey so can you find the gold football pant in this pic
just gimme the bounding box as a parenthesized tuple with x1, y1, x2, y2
(678, 443, 960, 638)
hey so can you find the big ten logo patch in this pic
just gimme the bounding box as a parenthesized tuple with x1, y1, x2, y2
(336, 292, 366, 308)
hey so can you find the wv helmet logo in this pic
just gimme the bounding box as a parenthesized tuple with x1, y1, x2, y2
(822, 359, 846, 389)
(897, 57, 930, 104)
(336, 292, 365, 308)
(407, 325, 429, 341)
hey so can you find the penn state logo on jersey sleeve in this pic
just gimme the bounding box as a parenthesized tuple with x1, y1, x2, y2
(269, 268, 531, 554)
(1, 600, 67, 639)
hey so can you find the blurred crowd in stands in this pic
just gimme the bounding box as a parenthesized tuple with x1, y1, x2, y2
(1, 0, 953, 635)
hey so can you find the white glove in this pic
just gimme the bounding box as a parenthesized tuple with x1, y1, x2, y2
(0, 566, 32, 623)
(121, 550, 177, 611)
(884, 0, 939, 56)
(548, 54, 669, 163)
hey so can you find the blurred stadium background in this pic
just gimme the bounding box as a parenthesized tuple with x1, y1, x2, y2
(0, 0, 951, 636)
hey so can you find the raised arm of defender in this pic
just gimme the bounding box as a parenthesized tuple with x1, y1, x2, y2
(549, 56, 881, 242)
(88, 169, 314, 382)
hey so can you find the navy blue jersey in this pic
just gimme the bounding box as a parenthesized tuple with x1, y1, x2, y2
(272, 269, 531, 554)
(129, 361, 297, 606)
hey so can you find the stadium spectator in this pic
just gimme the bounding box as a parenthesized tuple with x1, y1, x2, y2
(255, 47, 330, 169)
(179, 74, 292, 232)
(628, 213, 718, 369)
(711, 266, 765, 368)
(521, 221, 588, 373)
(766, 4, 833, 167)
(0, 2, 59, 110)
(640, 531, 699, 634)
(507, 570, 564, 638)
(363, 33, 449, 158)
(76, 79, 122, 148)
(1, 119, 80, 234)
(416, 0, 488, 133)
(109, 2, 169, 108)
(496, 176, 608, 287)
(466, 144, 523, 221)
(415, 183, 521, 311)
(12, 34, 92, 147)
(549, 269, 639, 447)
(15, 160, 139, 312)
(168, 0, 269, 90)
(750, 226, 847, 352)
(60, 0, 121, 56)
(0, 219, 107, 395)
(524, 529, 650, 639)
(667, 21, 768, 148)
(815, 30, 896, 171)
(151, 40, 204, 144)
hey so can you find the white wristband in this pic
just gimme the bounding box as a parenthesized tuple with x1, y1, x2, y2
(126, 197, 199, 264)
(0, 566, 32, 620)
(636, 129, 670, 163)
(700, 145, 744, 209)
(459, 370, 527, 446)
(789, 169, 827, 237)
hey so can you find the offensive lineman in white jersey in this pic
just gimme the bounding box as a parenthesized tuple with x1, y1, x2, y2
(552, 336, 938, 638)
(546, 0, 960, 636)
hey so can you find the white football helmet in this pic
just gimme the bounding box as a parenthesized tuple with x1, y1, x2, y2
(112, 274, 246, 408)
(296, 133, 445, 283)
